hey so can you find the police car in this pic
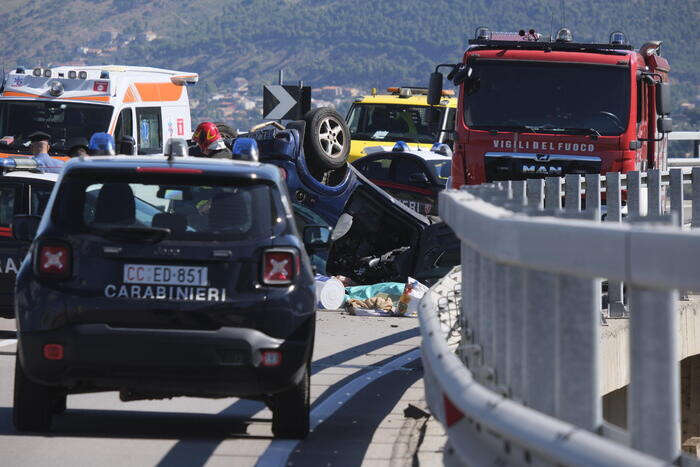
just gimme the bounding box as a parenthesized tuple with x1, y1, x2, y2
(0, 158, 56, 319)
(351, 142, 452, 216)
(13, 156, 321, 438)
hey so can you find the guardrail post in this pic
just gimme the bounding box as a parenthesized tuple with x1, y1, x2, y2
(627, 171, 642, 219)
(556, 274, 602, 430)
(506, 265, 525, 401)
(585, 174, 601, 220)
(606, 172, 626, 317)
(512, 180, 527, 207)
(545, 177, 562, 210)
(648, 169, 662, 216)
(628, 286, 680, 461)
(670, 168, 684, 227)
(527, 179, 544, 210)
(693, 168, 700, 229)
(565, 174, 581, 212)
(493, 263, 508, 389)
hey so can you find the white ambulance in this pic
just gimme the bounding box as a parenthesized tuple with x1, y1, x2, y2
(0, 65, 197, 158)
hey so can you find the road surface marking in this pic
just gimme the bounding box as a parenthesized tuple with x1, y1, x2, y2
(255, 348, 421, 467)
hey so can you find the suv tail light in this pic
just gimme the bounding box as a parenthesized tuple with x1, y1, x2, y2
(262, 249, 299, 285)
(37, 243, 72, 279)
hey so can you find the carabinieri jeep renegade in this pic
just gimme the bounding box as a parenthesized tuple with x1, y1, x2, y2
(13, 155, 319, 438)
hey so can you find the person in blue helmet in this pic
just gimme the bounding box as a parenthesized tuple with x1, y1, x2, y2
(28, 131, 65, 174)
(88, 132, 116, 156)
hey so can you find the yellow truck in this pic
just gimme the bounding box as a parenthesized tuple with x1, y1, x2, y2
(345, 86, 457, 162)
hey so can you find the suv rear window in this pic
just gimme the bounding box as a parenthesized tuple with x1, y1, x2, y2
(53, 171, 278, 241)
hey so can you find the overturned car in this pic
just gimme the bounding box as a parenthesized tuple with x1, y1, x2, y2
(238, 108, 460, 285)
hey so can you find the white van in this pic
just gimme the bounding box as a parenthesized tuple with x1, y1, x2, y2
(0, 65, 197, 158)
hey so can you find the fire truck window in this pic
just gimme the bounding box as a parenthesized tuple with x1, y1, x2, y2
(115, 108, 133, 142)
(636, 81, 645, 124)
(136, 107, 162, 155)
(392, 158, 425, 184)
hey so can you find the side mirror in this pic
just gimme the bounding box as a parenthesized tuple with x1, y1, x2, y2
(232, 137, 260, 162)
(452, 66, 472, 86)
(118, 135, 136, 155)
(656, 81, 672, 115)
(427, 72, 443, 106)
(426, 107, 441, 125)
(12, 214, 41, 242)
(303, 225, 331, 251)
(164, 138, 188, 157)
(657, 115, 673, 134)
(409, 172, 430, 184)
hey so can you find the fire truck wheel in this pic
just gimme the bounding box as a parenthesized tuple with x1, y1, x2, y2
(303, 107, 350, 171)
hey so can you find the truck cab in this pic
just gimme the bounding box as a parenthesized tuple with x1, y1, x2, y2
(0, 65, 197, 158)
(428, 29, 673, 187)
(346, 86, 456, 162)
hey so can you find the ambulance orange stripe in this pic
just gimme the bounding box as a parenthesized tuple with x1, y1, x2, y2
(2, 91, 109, 102)
(124, 87, 137, 103)
(134, 82, 183, 102)
(0, 152, 69, 161)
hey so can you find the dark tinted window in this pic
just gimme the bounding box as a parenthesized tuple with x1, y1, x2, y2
(347, 104, 446, 144)
(0, 184, 18, 227)
(30, 184, 53, 215)
(0, 101, 112, 153)
(53, 171, 278, 241)
(464, 61, 630, 136)
(392, 158, 425, 184)
(115, 108, 134, 142)
(359, 157, 392, 181)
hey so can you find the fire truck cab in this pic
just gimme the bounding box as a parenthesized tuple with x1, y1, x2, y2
(0, 65, 197, 158)
(428, 28, 673, 187)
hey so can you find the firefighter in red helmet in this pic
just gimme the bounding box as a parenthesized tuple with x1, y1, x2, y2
(192, 122, 232, 159)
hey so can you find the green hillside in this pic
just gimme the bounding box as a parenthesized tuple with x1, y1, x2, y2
(0, 0, 697, 138)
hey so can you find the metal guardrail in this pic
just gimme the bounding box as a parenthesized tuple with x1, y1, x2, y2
(420, 170, 700, 466)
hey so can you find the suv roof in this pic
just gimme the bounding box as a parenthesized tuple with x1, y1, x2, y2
(62, 156, 282, 182)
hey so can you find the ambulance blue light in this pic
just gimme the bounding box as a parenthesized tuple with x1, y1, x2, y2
(392, 141, 410, 152)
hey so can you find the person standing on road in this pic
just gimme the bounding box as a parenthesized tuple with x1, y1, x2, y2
(192, 122, 232, 159)
(28, 131, 65, 174)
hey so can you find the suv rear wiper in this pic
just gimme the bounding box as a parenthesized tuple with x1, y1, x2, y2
(92, 226, 171, 244)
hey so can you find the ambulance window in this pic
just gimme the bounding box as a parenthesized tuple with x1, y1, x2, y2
(115, 108, 133, 142)
(136, 107, 162, 154)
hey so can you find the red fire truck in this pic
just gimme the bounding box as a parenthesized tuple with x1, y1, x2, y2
(428, 28, 673, 187)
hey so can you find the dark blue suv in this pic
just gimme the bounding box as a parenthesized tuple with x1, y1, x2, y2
(12, 156, 320, 438)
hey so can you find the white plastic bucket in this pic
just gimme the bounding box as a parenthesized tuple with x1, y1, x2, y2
(314, 275, 345, 310)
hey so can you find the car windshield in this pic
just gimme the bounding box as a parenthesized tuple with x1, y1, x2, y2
(53, 171, 279, 241)
(464, 61, 630, 136)
(0, 100, 113, 154)
(347, 104, 446, 144)
(426, 159, 451, 185)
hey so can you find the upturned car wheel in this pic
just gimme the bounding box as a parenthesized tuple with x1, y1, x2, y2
(13, 353, 54, 431)
(271, 365, 310, 439)
(304, 108, 350, 171)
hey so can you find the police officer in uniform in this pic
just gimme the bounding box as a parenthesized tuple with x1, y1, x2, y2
(28, 131, 65, 174)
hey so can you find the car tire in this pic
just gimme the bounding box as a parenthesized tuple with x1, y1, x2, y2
(13, 354, 54, 432)
(271, 365, 310, 439)
(303, 107, 350, 171)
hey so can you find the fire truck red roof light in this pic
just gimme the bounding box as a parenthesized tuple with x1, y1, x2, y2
(43, 344, 64, 361)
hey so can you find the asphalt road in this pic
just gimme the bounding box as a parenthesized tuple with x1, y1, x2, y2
(0, 312, 422, 467)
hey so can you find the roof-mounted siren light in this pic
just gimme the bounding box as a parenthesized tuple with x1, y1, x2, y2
(170, 74, 199, 86)
(68, 70, 77, 79)
(555, 28, 573, 43)
(475, 26, 491, 40)
(399, 88, 412, 98)
(609, 31, 628, 46)
(78, 71, 87, 80)
(43, 69, 52, 78)
(15, 67, 26, 74)
(392, 141, 410, 152)
(48, 80, 64, 97)
(33, 68, 42, 77)
(99, 71, 110, 79)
